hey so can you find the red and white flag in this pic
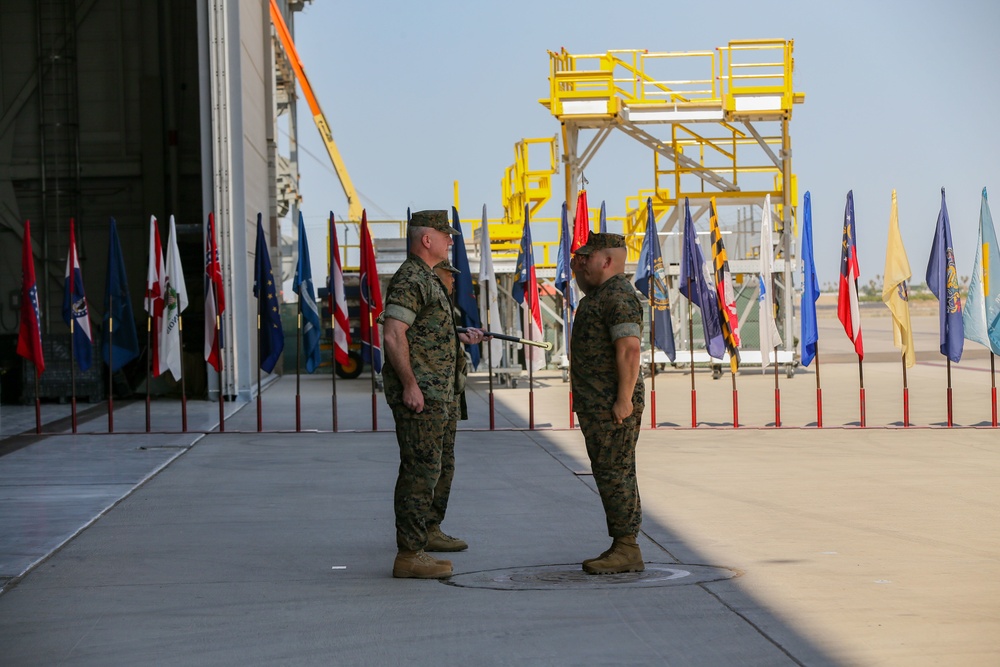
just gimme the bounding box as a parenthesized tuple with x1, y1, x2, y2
(328, 212, 351, 366)
(838, 191, 864, 358)
(204, 213, 226, 372)
(145, 216, 166, 376)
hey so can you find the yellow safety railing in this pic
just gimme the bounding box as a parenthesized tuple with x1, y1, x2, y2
(541, 40, 803, 119)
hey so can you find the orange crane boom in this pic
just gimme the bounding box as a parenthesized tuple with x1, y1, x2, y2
(269, 0, 362, 221)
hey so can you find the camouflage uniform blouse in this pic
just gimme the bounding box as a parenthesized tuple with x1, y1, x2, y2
(382, 255, 457, 411)
(570, 272, 645, 414)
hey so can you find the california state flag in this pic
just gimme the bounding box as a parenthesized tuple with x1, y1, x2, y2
(160, 215, 189, 380)
(145, 216, 166, 376)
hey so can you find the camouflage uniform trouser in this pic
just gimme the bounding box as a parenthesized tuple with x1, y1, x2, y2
(577, 408, 644, 538)
(392, 406, 456, 551)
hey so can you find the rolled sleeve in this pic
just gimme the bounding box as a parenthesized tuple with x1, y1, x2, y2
(610, 322, 641, 340)
(384, 303, 417, 326)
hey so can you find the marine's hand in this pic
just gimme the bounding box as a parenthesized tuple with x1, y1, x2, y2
(611, 398, 633, 424)
(403, 385, 425, 413)
(458, 327, 489, 345)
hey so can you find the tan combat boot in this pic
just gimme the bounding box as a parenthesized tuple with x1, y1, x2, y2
(425, 525, 468, 552)
(582, 535, 644, 575)
(392, 550, 453, 579)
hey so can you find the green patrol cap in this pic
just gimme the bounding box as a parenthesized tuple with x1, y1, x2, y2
(433, 259, 461, 274)
(409, 209, 461, 235)
(574, 232, 626, 255)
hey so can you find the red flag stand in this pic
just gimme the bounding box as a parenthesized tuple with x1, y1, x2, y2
(773, 347, 781, 428)
(295, 309, 302, 433)
(647, 286, 657, 430)
(485, 281, 495, 431)
(33, 372, 42, 435)
(368, 311, 378, 432)
(145, 316, 152, 432)
(528, 307, 535, 430)
(946, 358, 953, 428)
(69, 320, 78, 434)
(901, 354, 909, 428)
(731, 373, 738, 428)
(814, 343, 823, 428)
(858, 357, 866, 428)
(107, 314, 114, 433)
(256, 308, 262, 433)
(179, 317, 187, 432)
(992, 354, 997, 428)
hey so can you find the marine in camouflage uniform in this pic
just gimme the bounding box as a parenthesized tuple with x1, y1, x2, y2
(570, 233, 646, 574)
(382, 212, 482, 578)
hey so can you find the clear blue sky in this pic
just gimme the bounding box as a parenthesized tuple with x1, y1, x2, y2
(283, 0, 1000, 288)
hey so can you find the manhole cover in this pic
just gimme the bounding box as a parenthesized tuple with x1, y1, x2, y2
(444, 563, 737, 590)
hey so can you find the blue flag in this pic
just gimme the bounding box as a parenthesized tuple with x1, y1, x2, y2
(63, 219, 93, 371)
(555, 201, 577, 309)
(102, 218, 140, 371)
(634, 197, 676, 361)
(293, 212, 321, 373)
(678, 198, 725, 359)
(405, 207, 411, 255)
(926, 187, 964, 363)
(451, 206, 481, 369)
(800, 192, 820, 366)
(254, 212, 285, 373)
(962, 188, 1000, 354)
(599, 200, 607, 233)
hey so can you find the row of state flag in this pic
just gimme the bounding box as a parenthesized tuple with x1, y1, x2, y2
(14, 211, 378, 385)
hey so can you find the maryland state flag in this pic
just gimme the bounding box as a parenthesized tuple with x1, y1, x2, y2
(708, 198, 741, 372)
(359, 211, 384, 373)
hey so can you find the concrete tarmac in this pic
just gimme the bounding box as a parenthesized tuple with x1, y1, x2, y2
(1, 307, 999, 666)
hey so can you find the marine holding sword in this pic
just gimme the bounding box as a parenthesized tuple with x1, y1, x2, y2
(382, 210, 488, 579)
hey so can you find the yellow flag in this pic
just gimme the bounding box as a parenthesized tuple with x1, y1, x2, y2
(882, 190, 915, 367)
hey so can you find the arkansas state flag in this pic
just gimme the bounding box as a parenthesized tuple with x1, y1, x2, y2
(17, 220, 45, 374)
(62, 218, 93, 371)
(359, 211, 384, 373)
(838, 190, 864, 359)
(204, 213, 226, 372)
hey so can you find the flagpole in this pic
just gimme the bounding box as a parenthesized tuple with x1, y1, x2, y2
(257, 291, 262, 433)
(217, 312, 225, 433)
(70, 319, 78, 433)
(946, 358, 953, 427)
(145, 314, 151, 432)
(108, 307, 114, 433)
(486, 280, 494, 431)
(179, 316, 187, 432)
(568, 304, 574, 430)
(527, 306, 535, 430)
(731, 364, 738, 429)
(296, 305, 302, 432)
(687, 276, 696, 428)
(31, 365, 41, 434)
(858, 357, 866, 428)
(992, 353, 997, 428)
(814, 343, 823, 428)
(648, 283, 657, 429)
(901, 352, 909, 427)
(773, 346, 781, 427)
(330, 228, 338, 433)
(369, 309, 377, 432)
